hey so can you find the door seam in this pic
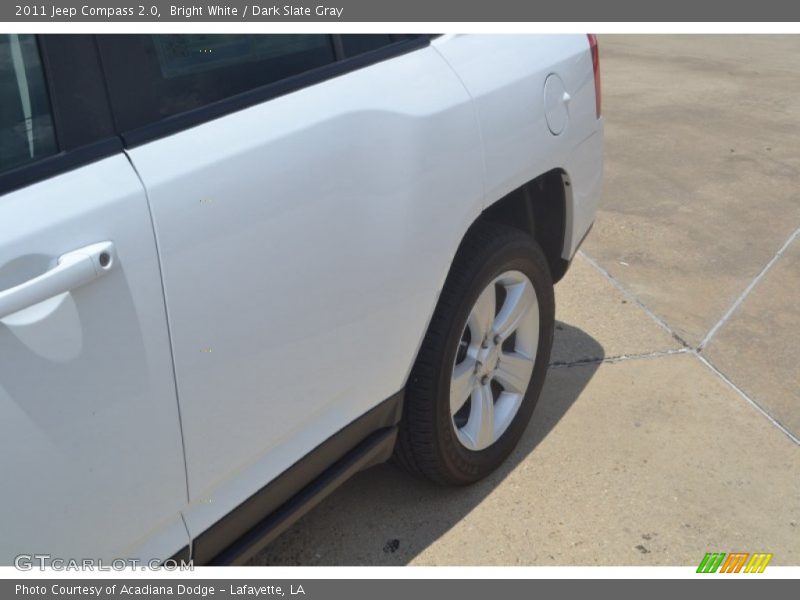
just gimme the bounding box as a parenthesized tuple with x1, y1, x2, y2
(123, 149, 192, 507)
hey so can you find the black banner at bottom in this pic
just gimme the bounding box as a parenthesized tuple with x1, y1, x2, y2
(4, 579, 795, 600)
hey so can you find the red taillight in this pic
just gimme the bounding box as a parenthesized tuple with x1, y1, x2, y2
(587, 34, 601, 118)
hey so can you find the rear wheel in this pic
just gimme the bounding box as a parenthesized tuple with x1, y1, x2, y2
(394, 222, 555, 484)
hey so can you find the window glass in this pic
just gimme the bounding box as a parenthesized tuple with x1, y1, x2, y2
(0, 34, 57, 172)
(340, 35, 393, 58)
(98, 35, 336, 132)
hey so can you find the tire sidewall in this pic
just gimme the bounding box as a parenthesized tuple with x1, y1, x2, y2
(433, 236, 555, 483)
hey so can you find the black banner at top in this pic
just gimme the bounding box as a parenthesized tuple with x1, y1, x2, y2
(3, 0, 799, 22)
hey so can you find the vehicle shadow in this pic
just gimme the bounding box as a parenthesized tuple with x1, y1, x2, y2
(251, 321, 605, 566)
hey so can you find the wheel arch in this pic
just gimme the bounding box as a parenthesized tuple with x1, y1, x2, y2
(475, 168, 571, 283)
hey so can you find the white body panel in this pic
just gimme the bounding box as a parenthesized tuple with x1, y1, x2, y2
(126, 46, 485, 536)
(433, 34, 604, 257)
(0, 157, 189, 562)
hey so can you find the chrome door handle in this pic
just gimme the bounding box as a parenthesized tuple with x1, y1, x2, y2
(0, 241, 115, 319)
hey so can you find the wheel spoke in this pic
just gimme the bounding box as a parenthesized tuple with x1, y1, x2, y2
(450, 359, 476, 414)
(451, 270, 540, 452)
(494, 351, 534, 394)
(468, 284, 496, 341)
(493, 279, 536, 340)
(464, 383, 495, 449)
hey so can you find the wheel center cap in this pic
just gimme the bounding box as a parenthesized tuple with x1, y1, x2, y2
(477, 343, 501, 378)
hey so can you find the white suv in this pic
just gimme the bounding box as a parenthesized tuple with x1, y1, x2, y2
(0, 33, 602, 565)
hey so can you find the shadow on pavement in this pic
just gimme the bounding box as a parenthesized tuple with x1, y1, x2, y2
(252, 321, 604, 565)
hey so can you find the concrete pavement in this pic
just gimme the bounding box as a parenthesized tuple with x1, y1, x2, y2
(250, 35, 800, 566)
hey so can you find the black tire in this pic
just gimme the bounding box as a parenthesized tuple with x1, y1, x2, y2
(393, 222, 555, 485)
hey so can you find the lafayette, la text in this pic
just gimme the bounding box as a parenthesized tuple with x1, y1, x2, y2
(17, 584, 306, 597)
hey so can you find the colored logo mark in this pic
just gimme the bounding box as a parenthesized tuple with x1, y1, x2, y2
(697, 552, 773, 573)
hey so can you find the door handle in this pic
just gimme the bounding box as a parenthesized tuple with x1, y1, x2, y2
(0, 241, 115, 320)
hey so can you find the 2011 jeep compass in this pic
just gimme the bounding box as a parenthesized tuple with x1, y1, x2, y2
(0, 33, 603, 565)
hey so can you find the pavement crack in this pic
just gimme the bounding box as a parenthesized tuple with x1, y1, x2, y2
(577, 250, 692, 348)
(577, 249, 799, 447)
(549, 348, 690, 368)
(698, 225, 800, 352)
(695, 353, 800, 446)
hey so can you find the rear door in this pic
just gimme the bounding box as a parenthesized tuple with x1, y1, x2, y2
(95, 34, 485, 555)
(0, 35, 189, 563)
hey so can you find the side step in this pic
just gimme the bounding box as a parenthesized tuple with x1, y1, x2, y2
(209, 426, 398, 565)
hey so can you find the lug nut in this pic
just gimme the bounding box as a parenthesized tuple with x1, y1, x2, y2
(493, 334, 502, 344)
(481, 375, 490, 385)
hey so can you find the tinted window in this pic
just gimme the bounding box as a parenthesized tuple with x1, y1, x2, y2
(98, 34, 336, 132)
(0, 34, 57, 173)
(340, 35, 393, 58)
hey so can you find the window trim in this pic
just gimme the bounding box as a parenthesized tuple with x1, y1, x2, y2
(101, 35, 431, 148)
(0, 35, 121, 197)
(0, 137, 123, 196)
(0, 34, 431, 197)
